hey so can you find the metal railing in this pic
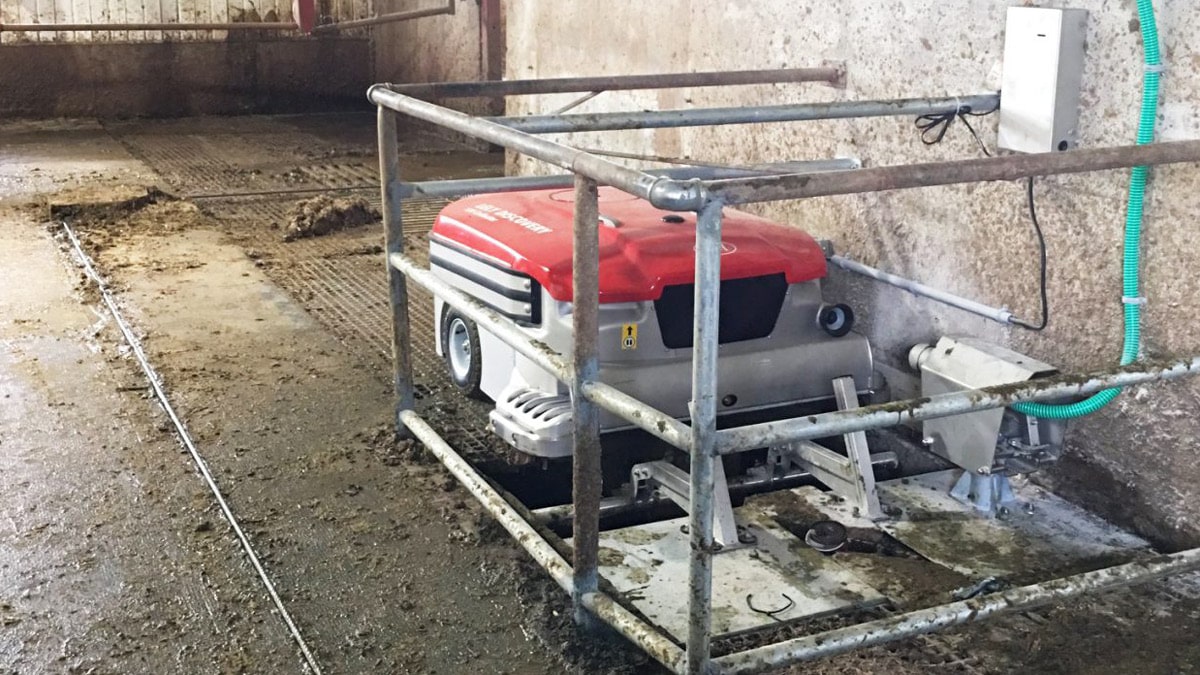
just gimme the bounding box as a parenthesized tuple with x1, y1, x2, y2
(369, 70, 1200, 675)
(379, 66, 845, 99)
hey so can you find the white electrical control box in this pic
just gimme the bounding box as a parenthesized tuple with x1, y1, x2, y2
(997, 6, 1089, 154)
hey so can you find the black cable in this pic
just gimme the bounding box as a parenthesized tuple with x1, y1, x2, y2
(915, 105, 995, 157)
(746, 593, 795, 622)
(1012, 176, 1050, 331)
(914, 105, 1048, 331)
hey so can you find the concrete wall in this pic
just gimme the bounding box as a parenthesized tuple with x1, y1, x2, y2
(0, 0, 368, 44)
(505, 1, 1200, 549)
(372, 0, 500, 115)
(0, 38, 370, 117)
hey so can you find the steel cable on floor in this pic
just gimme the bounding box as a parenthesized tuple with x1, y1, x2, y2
(59, 220, 324, 675)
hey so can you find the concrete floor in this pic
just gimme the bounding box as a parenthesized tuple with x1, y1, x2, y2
(0, 120, 585, 675)
(0, 124, 299, 672)
(3, 116, 1200, 675)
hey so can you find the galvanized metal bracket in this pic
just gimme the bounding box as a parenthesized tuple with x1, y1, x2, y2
(772, 377, 886, 521)
(950, 471, 1019, 515)
(631, 460, 744, 550)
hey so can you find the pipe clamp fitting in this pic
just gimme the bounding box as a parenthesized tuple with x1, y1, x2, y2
(1122, 295, 1148, 306)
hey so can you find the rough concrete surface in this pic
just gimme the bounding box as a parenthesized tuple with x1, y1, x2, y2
(503, 0, 1200, 550)
(0, 129, 302, 673)
(0, 120, 577, 674)
(0, 39, 370, 118)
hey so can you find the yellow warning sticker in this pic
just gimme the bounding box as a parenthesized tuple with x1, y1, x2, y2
(620, 323, 638, 350)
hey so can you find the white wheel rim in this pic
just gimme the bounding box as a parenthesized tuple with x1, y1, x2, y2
(448, 317, 472, 381)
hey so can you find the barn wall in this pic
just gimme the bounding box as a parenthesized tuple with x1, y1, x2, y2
(0, 0, 370, 116)
(370, 0, 500, 116)
(504, 0, 1200, 549)
(0, 0, 368, 43)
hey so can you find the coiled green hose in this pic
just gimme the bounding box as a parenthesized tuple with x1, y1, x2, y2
(1012, 0, 1161, 419)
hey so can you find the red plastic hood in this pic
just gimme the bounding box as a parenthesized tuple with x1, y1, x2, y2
(431, 187, 827, 303)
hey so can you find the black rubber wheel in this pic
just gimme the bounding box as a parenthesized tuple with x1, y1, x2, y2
(440, 307, 487, 400)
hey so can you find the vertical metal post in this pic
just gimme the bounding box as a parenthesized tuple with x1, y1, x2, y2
(571, 175, 602, 626)
(478, 0, 505, 116)
(686, 197, 722, 674)
(378, 106, 416, 437)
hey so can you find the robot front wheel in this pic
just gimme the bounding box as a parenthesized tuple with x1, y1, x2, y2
(440, 307, 487, 400)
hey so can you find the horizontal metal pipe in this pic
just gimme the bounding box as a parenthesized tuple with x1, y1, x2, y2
(400, 410, 574, 589)
(399, 174, 584, 199)
(390, 253, 571, 381)
(400, 409, 686, 672)
(0, 21, 295, 30)
(533, 452, 899, 526)
(381, 67, 843, 99)
(706, 138, 1200, 204)
(582, 592, 685, 672)
(489, 94, 1000, 134)
(391, 253, 690, 445)
(580, 381, 692, 452)
(369, 89, 705, 211)
(828, 254, 1014, 324)
(716, 547, 1200, 673)
(311, 1, 454, 33)
(534, 495, 664, 526)
(398, 159, 859, 199)
(718, 356, 1200, 453)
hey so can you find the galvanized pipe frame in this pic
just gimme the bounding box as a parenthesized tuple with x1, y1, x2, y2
(395, 159, 862, 200)
(714, 547, 1200, 673)
(398, 409, 686, 672)
(488, 94, 1000, 135)
(379, 66, 845, 99)
(570, 175, 603, 625)
(369, 85, 707, 211)
(718, 355, 1200, 454)
(371, 80, 1200, 675)
(685, 199, 725, 673)
(379, 109, 416, 437)
(706, 137, 1200, 204)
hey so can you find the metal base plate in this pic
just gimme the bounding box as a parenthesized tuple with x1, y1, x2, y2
(800, 469, 1152, 580)
(587, 505, 886, 641)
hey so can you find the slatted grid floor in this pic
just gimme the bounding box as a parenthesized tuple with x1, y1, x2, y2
(106, 115, 506, 461)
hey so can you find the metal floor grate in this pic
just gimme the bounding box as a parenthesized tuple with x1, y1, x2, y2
(297, 163, 380, 188)
(108, 115, 506, 463)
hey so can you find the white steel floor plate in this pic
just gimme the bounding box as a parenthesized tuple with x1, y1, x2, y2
(800, 470, 1153, 580)
(589, 506, 886, 641)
